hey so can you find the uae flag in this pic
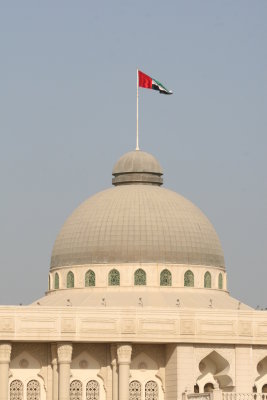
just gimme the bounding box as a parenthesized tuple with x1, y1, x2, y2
(138, 70, 173, 95)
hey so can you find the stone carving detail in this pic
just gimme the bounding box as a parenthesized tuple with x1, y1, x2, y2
(85, 270, 95, 287)
(145, 381, 158, 400)
(204, 272, 211, 288)
(108, 269, 120, 286)
(57, 343, 73, 364)
(86, 380, 99, 400)
(129, 380, 141, 400)
(54, 273, 59, 289)
(27, 380, 40, 400)
(184, 270, 194, 287)
(218, 273, 223, 289)
(117, 344, 132, 364)
(67, 271, 75, 288)
(160, 269, 172, 286)
(10, 380, 23, 400)
(134, 269, 146, 285)
(70, 380, 82, 400)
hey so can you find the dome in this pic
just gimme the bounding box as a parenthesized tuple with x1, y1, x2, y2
(112, 150, 163, 185)
(50, 184, 225, 269)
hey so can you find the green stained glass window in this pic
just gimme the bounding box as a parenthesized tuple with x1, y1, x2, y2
(160, 269, 172, 286)
(184, 270, 194, 287)
(204, 271, 211, 288)
(85, 270, 95, 287)
(54, 273, 59, 289)
(134, 269, 146, 285)
(67, 271, 74, 288)
(218, 273, 223, 289)
(108, 269, 120, 286)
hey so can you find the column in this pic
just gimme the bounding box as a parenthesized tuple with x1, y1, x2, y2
(0, 342, 12, 400)
(117, 343, 132, 400)
(51, 343, 58, 400)
(110, 344, 118, 400)
(57, 343, 73, 400)
(235, 345, 253, 392)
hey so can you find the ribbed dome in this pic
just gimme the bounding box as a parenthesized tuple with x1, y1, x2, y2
(50, 185, 225, 269)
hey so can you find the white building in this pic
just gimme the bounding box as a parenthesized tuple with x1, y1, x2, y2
(0, 149, 267, 400)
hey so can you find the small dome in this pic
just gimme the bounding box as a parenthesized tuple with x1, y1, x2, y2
(112, 150, 163, 186)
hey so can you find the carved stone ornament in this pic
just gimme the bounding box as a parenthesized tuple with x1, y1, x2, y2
(0, 342, 12, 363)
(57, 343, 73, 364)
(117, 344, 132, 365)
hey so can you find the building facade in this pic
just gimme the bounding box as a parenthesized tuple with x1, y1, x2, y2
(0, 150, 267, 400)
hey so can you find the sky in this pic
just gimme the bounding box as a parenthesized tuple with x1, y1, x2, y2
(0, 1, 266, 307)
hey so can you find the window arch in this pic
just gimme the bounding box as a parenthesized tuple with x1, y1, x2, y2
(218, 273, 223, 289)
(129, 380, 141, 400)
(160, 269, 172, 286)
(70, 380, 82, 400)
(86, 380, 99, 400)
(67, 271, 74, 288)
(85, 270, 95, 287)
(134, 269, 146, 285)
(184, 270, 194, 287)
(10, 380, 23, 400)
(27, 380, 40, 400)
(262, 384, 267, 393)
(145, 380, 158, 400)
(55, 272, 59, 289)
(204, 383, 214, 393)
(108, 269, 120, 286)
(204, 271, 211, 288)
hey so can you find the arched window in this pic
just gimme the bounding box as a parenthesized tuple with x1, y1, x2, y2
(218, 273, 223, 289)
(86, 380, 99, 400)
(129, 380, 141, 400)
(10, 380, 23, 400)
(55, 272, 59, 289)
(160, 269, 172, 286)
(70, 380, 82, 400)
(204, 271, 211, 288)
(108, 269, 120, 286)
(67, 271, 74, 288)
(262, 384, 267, 393)
(85, 270, 95, 287)
(145, 381, 158, 400)
(134, 269, 146, 285)
(27, 380, 40, 400)
(204, 383, 214, 393)
(184, 270, 194, 287)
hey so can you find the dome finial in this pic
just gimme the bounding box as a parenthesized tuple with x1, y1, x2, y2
(112, 150, 163, 186)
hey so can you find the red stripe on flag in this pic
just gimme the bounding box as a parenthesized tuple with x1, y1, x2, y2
(138, 70, 152, 89)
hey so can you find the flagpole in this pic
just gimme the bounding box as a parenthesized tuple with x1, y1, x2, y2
(136, 68, 139, 151)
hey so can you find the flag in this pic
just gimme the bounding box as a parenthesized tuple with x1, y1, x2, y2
(138, 70, 173, 95)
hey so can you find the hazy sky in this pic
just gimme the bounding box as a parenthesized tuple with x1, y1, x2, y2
(0, 1, 266, 307)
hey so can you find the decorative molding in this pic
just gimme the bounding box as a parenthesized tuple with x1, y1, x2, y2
(57, 343, 73, 364)
(238, 321, 252, 336)
(181, 319, 195, 335)
(139, 319, 176, 334)
(61, 318, 76, 333)
(117, 344, 132, 365)
(121, 319, 136, 334)
(0, 318, 14, 332)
